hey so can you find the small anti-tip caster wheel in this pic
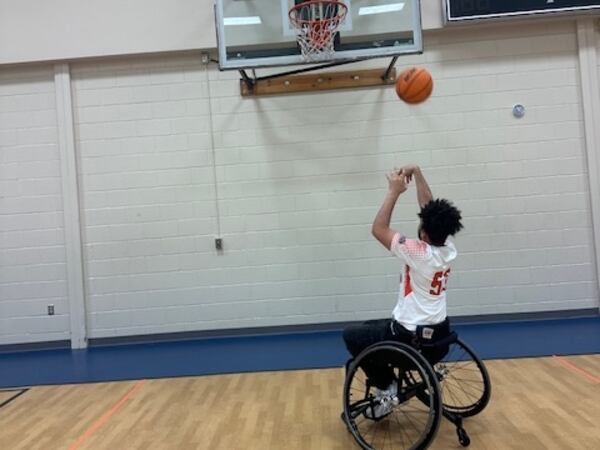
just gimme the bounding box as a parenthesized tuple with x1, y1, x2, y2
(457, 427, 470, 447)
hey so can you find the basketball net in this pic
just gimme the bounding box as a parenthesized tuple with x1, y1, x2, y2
(289, 1, 348, 62)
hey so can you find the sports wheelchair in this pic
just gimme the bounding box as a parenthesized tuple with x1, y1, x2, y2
(341, 328, 491, 449)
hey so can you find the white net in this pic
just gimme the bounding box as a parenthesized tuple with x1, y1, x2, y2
(289, 1, 348, 62)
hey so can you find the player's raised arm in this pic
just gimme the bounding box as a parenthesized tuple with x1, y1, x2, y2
(403, 165, 433, 208)
(372, 169, 407, 250)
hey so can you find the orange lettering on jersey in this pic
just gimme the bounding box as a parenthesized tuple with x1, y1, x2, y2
(430, 268, 451, 296)
(404, 265, 413, 297)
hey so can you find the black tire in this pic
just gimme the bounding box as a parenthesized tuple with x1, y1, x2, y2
(435, 338, 491, 417)
(343, 341, 442, 450)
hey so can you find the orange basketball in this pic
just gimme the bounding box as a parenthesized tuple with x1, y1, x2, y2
(395, 67, 434, 104)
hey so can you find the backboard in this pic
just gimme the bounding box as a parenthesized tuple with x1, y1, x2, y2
(214, 0, 423, 70)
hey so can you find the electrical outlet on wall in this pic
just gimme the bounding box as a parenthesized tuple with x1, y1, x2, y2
(47, 305, 55, 316)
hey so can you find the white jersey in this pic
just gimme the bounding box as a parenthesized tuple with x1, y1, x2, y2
(390, 233, 457, 331)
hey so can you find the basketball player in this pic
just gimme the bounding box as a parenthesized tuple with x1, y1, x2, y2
(343, 165, 463, 419)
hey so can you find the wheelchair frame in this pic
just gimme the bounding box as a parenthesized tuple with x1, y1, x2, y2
(342, 332, 491, 450)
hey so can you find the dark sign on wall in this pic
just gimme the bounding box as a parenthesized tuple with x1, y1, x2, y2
(445, 0, 600, 22)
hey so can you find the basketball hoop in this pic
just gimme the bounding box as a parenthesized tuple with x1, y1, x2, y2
(289, 0, 348, 62)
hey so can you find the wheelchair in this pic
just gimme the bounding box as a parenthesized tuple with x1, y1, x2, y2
(341, 329, 491, 450)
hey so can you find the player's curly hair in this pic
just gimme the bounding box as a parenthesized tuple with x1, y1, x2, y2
(418, 199, 463, 246)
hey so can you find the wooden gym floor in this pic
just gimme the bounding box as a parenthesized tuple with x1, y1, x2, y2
(1, 355, 598, 450)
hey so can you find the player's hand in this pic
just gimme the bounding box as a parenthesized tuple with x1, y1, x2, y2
(387, 169, 408, 195)
(400, 165, 420, 183)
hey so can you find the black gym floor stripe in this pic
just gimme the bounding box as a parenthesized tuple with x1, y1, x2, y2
(0, 388, 29, 409)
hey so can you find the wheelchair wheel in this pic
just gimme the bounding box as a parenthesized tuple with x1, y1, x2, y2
(434, 338, 491, 417)
(343, 342, 442, 450)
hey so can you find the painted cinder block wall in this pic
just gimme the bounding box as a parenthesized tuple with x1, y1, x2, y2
(1, 20, 599, 344)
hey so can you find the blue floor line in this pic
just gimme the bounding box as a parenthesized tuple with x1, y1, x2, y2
(0, 316, 598, 388)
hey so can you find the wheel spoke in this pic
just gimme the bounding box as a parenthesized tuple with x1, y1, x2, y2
(434, 341, 489, 413)
(446, 371, 482, 396)
(392, 409, 409, 448)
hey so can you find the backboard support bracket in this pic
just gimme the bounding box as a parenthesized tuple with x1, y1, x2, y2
(239, 56, 399, 96)
(382, 56, 399, 81)
(239, 69, 255, 91)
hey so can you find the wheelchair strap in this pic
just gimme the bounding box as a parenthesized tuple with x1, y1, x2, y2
(419, 331, 458, 349)
(414, 318, 454, 349)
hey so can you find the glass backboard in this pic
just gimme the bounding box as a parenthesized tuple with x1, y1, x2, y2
(215, 0, 423, 69)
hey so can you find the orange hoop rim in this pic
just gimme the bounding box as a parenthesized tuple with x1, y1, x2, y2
(288, 0, 348, 27)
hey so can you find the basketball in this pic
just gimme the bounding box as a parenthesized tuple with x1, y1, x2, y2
(395, 67, 434, 104)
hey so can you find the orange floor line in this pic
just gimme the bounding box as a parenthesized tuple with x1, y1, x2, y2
(553, 356, 600, 384)
(68, 380, 146, 450)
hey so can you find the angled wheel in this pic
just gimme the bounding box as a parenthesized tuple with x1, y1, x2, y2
(435, 338, 491, 417)
(343, 342, 442, 450)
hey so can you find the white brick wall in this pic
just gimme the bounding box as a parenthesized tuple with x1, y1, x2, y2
(598, 22, 600, 91)
(209, 21, 597, 323)
(71, 56, 219, 337)
(2, 20, 599, 343)
(0, 66, 70, 344)
(65, 21, 598, 339)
